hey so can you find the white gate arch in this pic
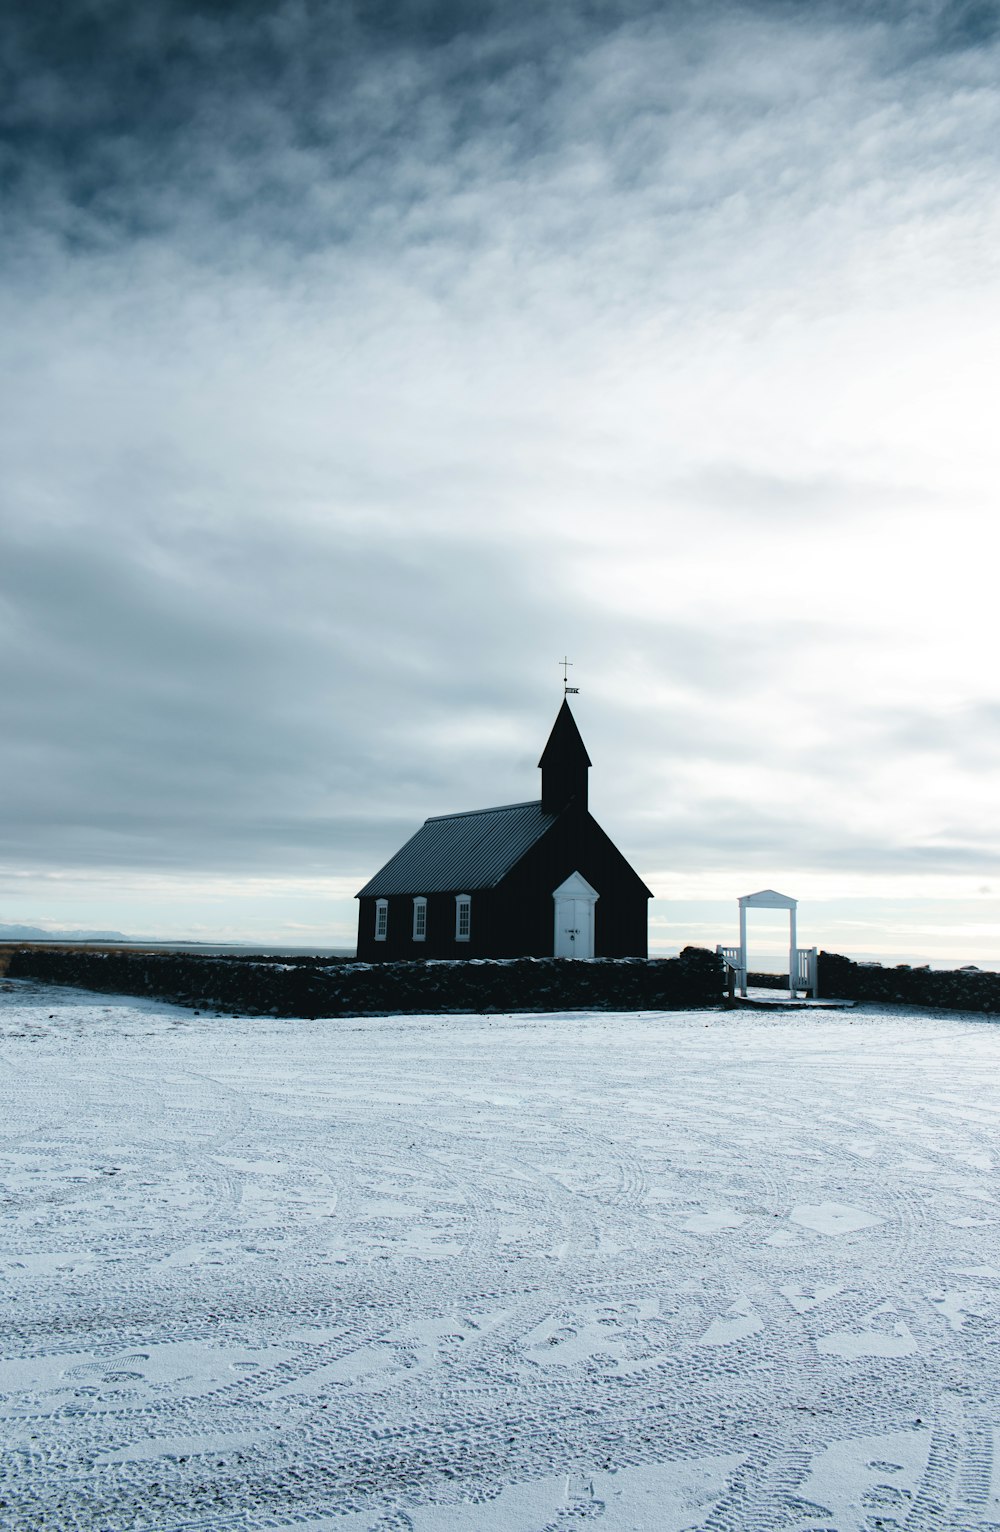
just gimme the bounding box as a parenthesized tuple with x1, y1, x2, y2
(717, 888, 817, 998)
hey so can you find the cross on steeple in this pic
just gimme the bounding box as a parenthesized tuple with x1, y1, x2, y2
(560, 656, 579, 695)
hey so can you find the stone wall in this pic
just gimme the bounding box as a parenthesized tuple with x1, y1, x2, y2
(3, 945, 724, 1017)
(816, 952, 1000, 1013)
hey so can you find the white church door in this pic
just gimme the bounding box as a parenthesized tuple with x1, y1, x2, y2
(553, 871, 599, 959)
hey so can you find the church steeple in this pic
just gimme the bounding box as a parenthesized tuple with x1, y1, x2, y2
(539, 700, 591, 814)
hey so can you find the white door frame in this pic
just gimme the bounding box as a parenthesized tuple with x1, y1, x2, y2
(553, 871, 599, 959)
(737, 888, 798, 997)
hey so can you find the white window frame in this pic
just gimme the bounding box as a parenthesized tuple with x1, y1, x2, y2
(412, 896, 427, 941)
(455, 894, 471, 942)
(374, 899, 388, 941)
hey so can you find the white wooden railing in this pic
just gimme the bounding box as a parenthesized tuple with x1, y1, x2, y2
(794, 946, 818, 997)
(717, 945, 747, 995)
(719, 944, 817, 999)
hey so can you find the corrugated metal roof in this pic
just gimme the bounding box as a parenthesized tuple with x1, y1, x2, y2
(357, 800, 557, 898)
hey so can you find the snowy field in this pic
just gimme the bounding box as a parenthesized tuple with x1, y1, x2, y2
(3, 983, 1000, 1531)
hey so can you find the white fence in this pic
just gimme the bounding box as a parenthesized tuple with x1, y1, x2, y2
(795, 946, 818, 997)
(717, 945, 746, 995)
(717, 944, 818, 999)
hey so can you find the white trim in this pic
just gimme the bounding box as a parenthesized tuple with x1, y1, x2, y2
(553, 871, 599, 900)
(374, 899, 388, 941)
(455, 894, 471, 942)
(412, 896, 427, 942)
(739, 888, 797, 911)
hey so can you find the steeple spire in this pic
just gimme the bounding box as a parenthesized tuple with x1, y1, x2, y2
(539, 699, 591, 814)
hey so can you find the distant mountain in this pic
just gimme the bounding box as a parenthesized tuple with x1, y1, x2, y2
(0, 924, 130, 941)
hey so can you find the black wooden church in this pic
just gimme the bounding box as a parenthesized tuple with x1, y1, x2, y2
(356, 701, 651, 960)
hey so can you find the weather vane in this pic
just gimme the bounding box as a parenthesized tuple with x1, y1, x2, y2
(560, 657, 579, 696)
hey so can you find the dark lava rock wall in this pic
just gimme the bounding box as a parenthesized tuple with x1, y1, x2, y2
(817, 952, 1000, 1013)
(4, 945, 724, 1017)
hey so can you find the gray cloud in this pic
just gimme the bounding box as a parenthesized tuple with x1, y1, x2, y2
(7, 0, 998, 284)
(2, 0, 999, 941)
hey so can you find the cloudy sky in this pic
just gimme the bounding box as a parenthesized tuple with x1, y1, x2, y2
(3, 0, 1000, 960)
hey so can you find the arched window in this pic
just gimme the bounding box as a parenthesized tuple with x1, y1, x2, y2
(455, 894, 471, 942)
(374, 899, 388, 941)
(412, 897, 427, 941)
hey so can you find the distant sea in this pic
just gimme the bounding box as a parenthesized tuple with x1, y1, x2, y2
(5, 940, 355, 958)
(7, 940, 999, 971)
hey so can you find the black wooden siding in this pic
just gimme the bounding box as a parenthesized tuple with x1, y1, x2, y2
(495, 805, 650, 959)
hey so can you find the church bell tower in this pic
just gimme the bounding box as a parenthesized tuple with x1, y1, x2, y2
(538, 699, 591, 814)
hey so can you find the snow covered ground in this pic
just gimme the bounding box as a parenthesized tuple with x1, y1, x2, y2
(3, 980, 1000, 1531)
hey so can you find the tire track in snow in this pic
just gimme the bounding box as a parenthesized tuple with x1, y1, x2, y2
(7, 991, 1000, 1530)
